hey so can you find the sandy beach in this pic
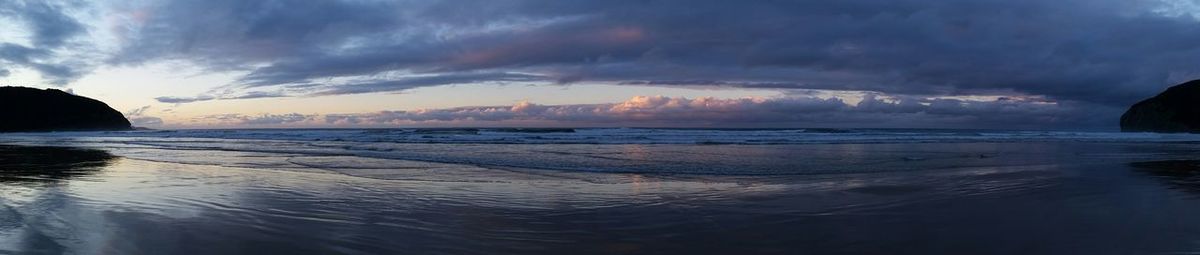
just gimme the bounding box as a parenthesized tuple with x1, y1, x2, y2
(4, 131, 1200, 254)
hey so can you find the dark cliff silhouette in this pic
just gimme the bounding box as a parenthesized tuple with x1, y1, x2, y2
(0, 86, 132, 132)
(1121, 80, 1200, 133)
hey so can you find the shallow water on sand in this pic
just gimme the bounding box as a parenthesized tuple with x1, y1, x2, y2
(4, 138, 1200, 254)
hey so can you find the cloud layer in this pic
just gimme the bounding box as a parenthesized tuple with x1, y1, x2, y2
(0, 1, 91, 85)
(319, 95, 1109, 129)
(103, 0, 1200, 107)
(124, 105, 164, 127)
(196, 113, 316, 125)
(5, 0, 1200, 128)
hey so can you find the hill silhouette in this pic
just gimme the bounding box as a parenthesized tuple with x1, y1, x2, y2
(0, 87, 131, 132)
(1121, 80, 1200, 133)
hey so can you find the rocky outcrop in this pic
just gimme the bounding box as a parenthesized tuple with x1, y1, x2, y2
(0, 87, 132, 132)
(1121, 80, 1200, 133)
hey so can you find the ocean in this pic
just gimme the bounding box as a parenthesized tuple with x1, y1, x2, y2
(4, 128, 1200, 254)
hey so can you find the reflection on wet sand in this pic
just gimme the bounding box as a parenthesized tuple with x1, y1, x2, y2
(1130, 160, 1200, 192)
(0, 145, 116, 183)
(0, 146, 117, 254)
(9, 142, 1200, 254)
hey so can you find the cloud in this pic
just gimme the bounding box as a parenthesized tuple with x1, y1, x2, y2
(313, 72, 547, 95)
(226, 91, 288, 100)
(129, 116, 164, 127)
(197, 113, 316, 125)
(0, 1, 91, 85)
(5, 0, 1197, 128)
(4, 1, 84, 48)
(125, 105, 164, 127)
(155, 95, 216, 104)
(112, 0, 1200, 109)
(324, 95, 1113, 128)
(156, 72, 547, 103)
(154, 90, 288, 104)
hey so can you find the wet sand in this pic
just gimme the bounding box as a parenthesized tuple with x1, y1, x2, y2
(4, 143, 1200, 254)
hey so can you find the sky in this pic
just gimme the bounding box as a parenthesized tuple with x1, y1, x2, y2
(2, 0, 1200, 129)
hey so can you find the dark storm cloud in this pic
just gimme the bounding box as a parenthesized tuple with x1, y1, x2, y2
(0, 1, 90, 85)
(114, 0, 1200, 109)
